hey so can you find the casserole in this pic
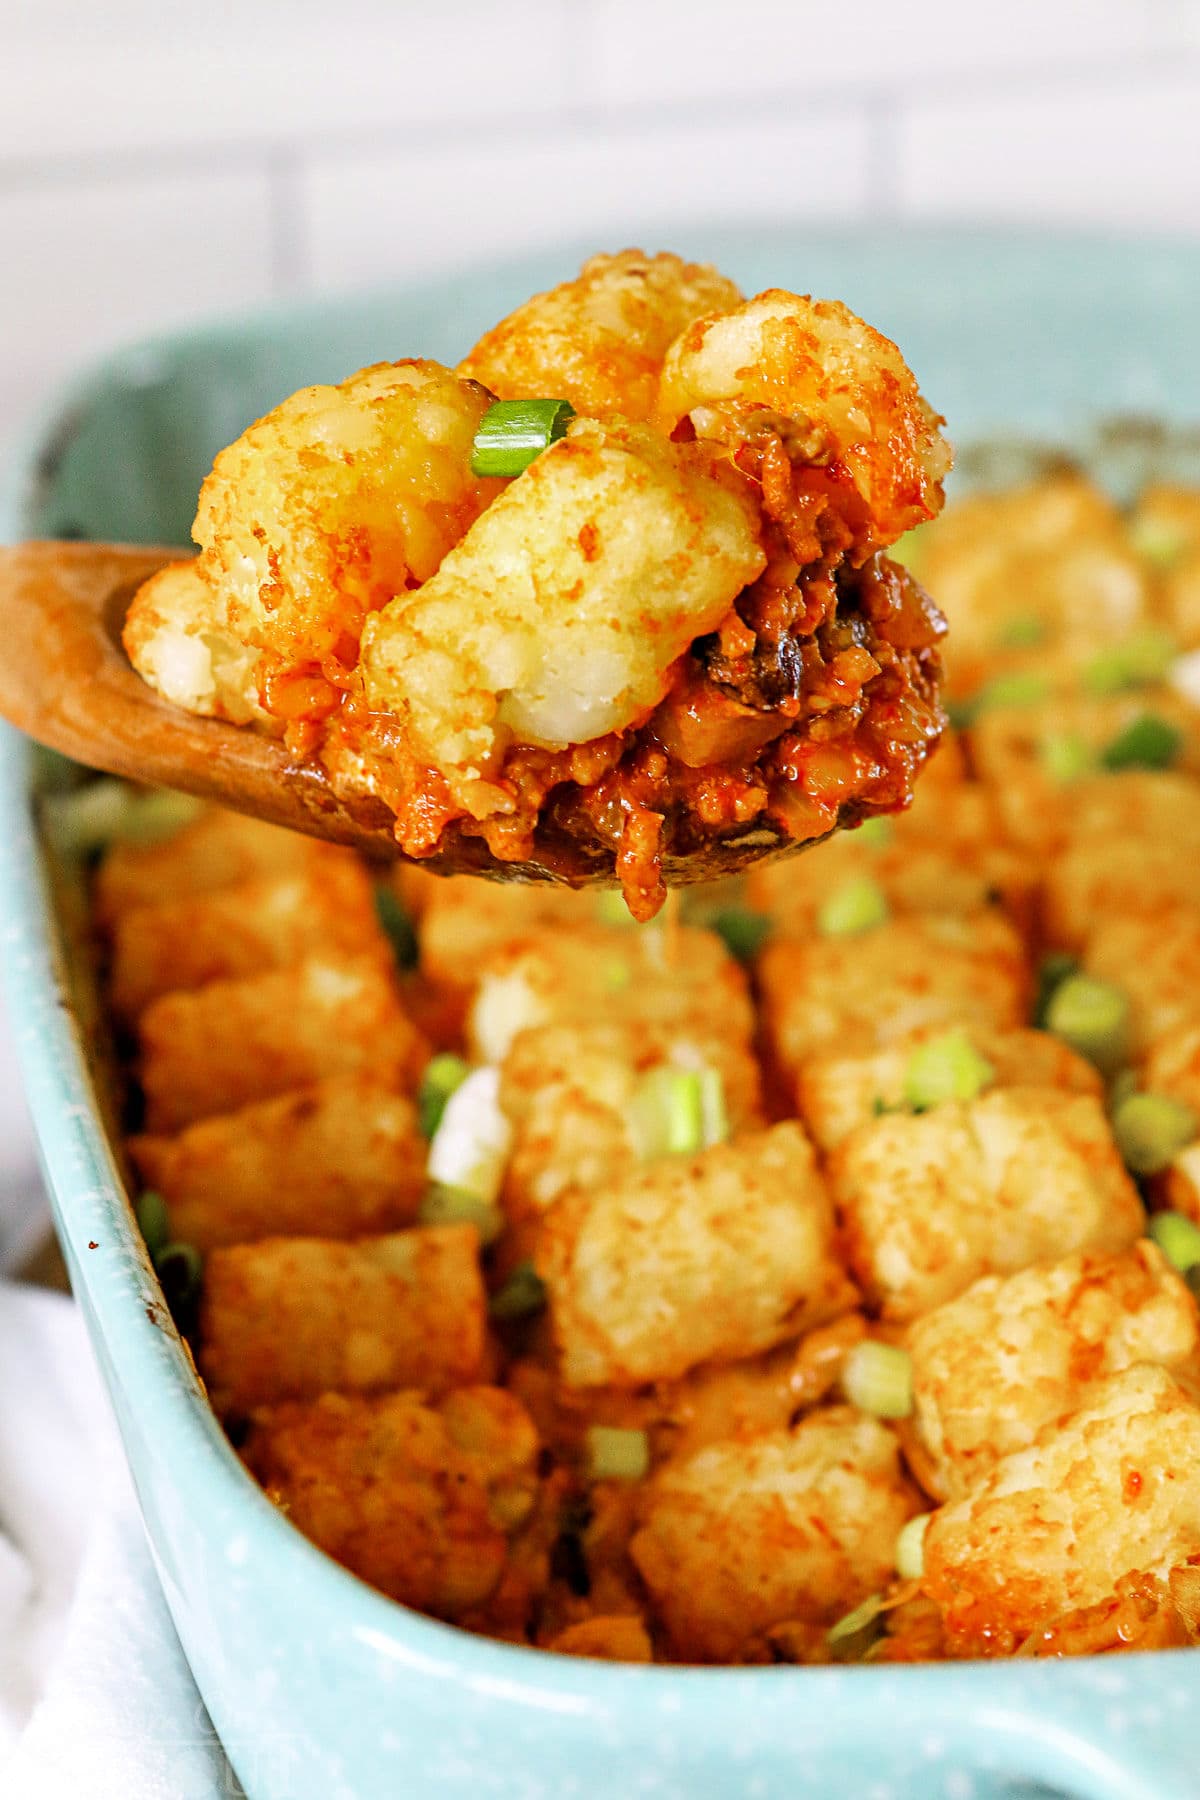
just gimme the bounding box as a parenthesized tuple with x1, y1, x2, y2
(4, 228, 1200, 1798)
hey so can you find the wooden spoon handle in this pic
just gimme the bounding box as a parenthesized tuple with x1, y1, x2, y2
(0, 541, 401, 855)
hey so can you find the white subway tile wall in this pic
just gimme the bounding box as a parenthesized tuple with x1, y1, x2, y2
(1, 0, 1199, 430)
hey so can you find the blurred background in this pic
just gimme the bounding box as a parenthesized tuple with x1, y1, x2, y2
(1, 0, 1198, 1260)
(2, 0, 1199, 437)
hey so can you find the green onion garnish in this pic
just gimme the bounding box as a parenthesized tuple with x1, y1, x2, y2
(489, 1260, 548, 1322)
(44, 780, 202, 858)
(1149, 1211, 1200, 1276)
(710, 907, 772, 962)
(827, 1593, 886, 1660)
(994, 614, 1046, 650)
(903, 1030, 996, 1112)
(1108, 1068, 1139, 1113)
(135, 1189, 171, 1257)
(1039, 732, 1092, 784)
(1114, 1093, 1197, 1177)
(817, 876, 889, 938)
(630, 1067, 727, 1159)
(1043, 973, 1130, 1073)
(602, 958, 632, 993)
(974, 671, 1051, 715)
(1099, 712, 1182, 772)
(894, 1512, 932, 1581)
(417, 1181, 504, 1245)
(1084, 629, 1178, 696)
(1033, 952, 1079, 1028)
(418, 1052, 471, 1140)
(585, 1425, 650, 1483)
(841, 1341, 913, 1419)
(855, 817, 894, 849)
(594, 890, 634, 927)
(152, 1240, 203, 1321)
(373, 883, 419, 969)
(470, 398, 576, 478)
(1130, 518, 1189, 570)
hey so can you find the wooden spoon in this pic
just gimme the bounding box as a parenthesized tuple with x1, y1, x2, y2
(0, 540, 804, 885)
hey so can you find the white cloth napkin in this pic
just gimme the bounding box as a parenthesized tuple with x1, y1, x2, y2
(0, 1226, 238, 1795)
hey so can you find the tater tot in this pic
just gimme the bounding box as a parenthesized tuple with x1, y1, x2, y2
(631, 1409, 917, 1662)
(923, 1365, 1200, 1657)
(361, 418, 764, 818)
(94, 806, 322, 926)
(500, 1018, 763, 1219)
(459, 249, 742, 423)
(830, 1088, 1144, 1321)
(907, 1244, 1200, 1501)
(138, 954, 426, 1131)
(539, 1121, 854, 1389)
(243, 1386, 538, 1618)
(469, 922, 754, 1067)
(759, 911, 1030, 1075)
(414, 873, 598, 1004)
(1040, 773, 1200, 951)
(109, 852, 384, 1019)
(199, 1226, 486, 1415)
(128, 1076, 426, 1251)
(121, 560, 273, 727)
(1084, 902, 1200, 1061)
(797, 1025, 1101, 1155)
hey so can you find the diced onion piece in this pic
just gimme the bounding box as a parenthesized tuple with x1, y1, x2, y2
(842, 1341, 913, 1420)
(1113, 1092, 1197, 1177)
(585, 1425, 650, 1483)
(417, 1181, 504, 1246)
(1099, 712, 1182, 773)
(44, 779, 202, 856)
(427, 1065, 512, 1204)
(817, 877, 889, 938)
(470, 397, 575, 477)
(827, 1593, 886, 1660)
(903, 1030, 996, 1111)
(895, 1512, 932, 1581)
(489, 1259, 547, 1322)
(1044, 974, 1130, 1074)
(418, 1052, 472, 1140)
(709, 906, 772, 962)
(1039, 732, 1092, 784)
(1084, 628, 1178, 696)
(373, 884, 418, 969)
(1149, 1211, 1200, 1276)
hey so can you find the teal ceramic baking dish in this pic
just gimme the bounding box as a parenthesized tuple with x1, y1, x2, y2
(3, 229, 1200, 1800)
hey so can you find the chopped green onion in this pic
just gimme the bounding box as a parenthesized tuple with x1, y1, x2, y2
(1114, 1093, 1197, 1177)
(418, 1052, 471, 1140)
(827, 1593, 886, 1660)
(1039, 732, 1092, 784)
(663, 1070, 704, 1155)
(842, 1341, 913, 1419)
(1149, 1211, 1200, 1276)
(585, 1425, 650, 1482)
(630, 1067, 728, 1159)
(889, 528, 926, 575)
(135, 1189, 171, 1257)
(1130, 517, 1189, 570)
(427, 1065, 512, 1203)
(594, 890, 633, 927)
(1108, 1068, 1139, 1113)
(1084, 629, 1178, 696)
(817, 876, 889, 938)
(994, 614, 1046, 650)
(903, 1030, 996, 1111)
(895, 1512, 932, 1581)
(974, 671, 1051, 715)
(417, 1181, 504, 1245)
(1186, 1265, 1200, 1304)
(373, 883, 419, 969)
(1043, 973, 1130, 1074)
(44, 780, 202, 857)
(152, 1240, 203, 1320)
(698, 1068, 730, 1147)
(471, 398, 576, 477)
(489, 1259, 548, 1322)
(602, 958, 632, 993)
(1099, 712, 1182, 772)
(710, 907, 772, 962)
(855, 817, 894, 849)
(1033, 952, 1079, 1028)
